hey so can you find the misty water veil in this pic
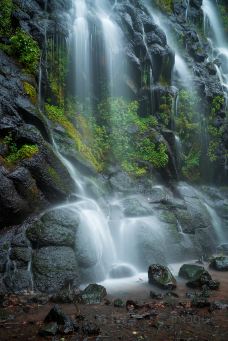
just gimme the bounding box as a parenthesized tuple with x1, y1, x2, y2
(43, 0, 228, 287)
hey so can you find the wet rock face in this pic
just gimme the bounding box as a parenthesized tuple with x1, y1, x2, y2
(148, 264, 176, 290)
(0, 0, 74, 230)
(114, 0, 175, 102)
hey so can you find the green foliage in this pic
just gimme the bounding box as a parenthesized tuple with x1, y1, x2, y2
(218, 4, 228, 36)
(153, 0, 173, 14)
(10, 29, 40, 73)
(182, 149, 200, 181)
(0, 0, 13, 37)
(175, 90, 201, 181)
(158, 95, 173, 127)
(47, 37, 68, 106)
(23, 81, 37, 104)
(99, 97, 168, 176)
(207, 96, 225, 162)
(46, 98, 168, 177)
(3, 134, 39, 165)
(45, 104, 104, 171)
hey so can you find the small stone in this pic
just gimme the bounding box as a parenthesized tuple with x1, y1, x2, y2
(210, 256, 228, 271)
(80, 284, 107, 304)
(150, 291, 163, 299)
(113, 298, 125, 307)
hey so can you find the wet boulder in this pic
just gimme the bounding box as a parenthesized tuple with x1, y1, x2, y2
(179, 264, 219, 289)
(148, 264, 176, 290)
(178, 264, 205, 280)
(51, 286, 79, 304)
(80, 284, 107, 304)
(44, 304, 78, 335)
(32, 246, 79, 293)
(26, 208, 78, 247)
(109, 264, 136, 279)
(210, 256, 228, 271)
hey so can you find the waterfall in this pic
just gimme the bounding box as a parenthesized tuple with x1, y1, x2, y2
(145, 1, 193, 89)
(73, 0, 91, 104)
(202, 0, 228, 102)
(45, 0, 226, 285)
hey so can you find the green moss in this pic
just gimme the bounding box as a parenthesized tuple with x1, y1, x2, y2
(23, 81, 37, 104)
(5, 144, 39, 164)
(46, 37, 68, 106)
(218, 4, 228, 36)
(153, 0, 173, 14)
(47, 166, 64, 188)
(98, 97, 168, 176)
(207, 96, 225, 162)
(158, 95, 173, 127)
(10, 29, 40, 73)
(0, 0, 13, 37)
(182, 149, 200, 181)
(175, 90, 201, 181)
(45, 104, 103, 171)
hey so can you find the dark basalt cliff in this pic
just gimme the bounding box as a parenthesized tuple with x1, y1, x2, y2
(0, 0, 227, 294)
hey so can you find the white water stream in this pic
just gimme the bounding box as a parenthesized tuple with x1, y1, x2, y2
(202, 0, 228, 103)
(46, 0, 226, 285)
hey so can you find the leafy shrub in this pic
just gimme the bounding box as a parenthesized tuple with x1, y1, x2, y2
(10, 29, 40, 73)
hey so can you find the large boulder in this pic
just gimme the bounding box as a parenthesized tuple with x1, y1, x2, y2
(26, 208, 79, 247)
(148, 264, 176, 289)
(32, 246, 79, 293)
(178, 264, 205, 280)
(179, 264, 219, 289)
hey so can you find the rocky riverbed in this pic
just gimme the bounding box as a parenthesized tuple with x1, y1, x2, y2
(0, 262, 227, 341)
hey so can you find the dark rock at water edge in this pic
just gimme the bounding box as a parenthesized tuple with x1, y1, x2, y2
(148, 264, 176, 290)
(179, 263, 219, 289)
(79, 284, 107, 304)
(210, 256, 228, 271)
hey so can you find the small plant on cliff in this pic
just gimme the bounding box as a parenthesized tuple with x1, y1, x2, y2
(154, 0, 173, 14)
(10, 29, 40, 73)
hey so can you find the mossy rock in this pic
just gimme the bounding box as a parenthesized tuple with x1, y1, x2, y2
(178, 264, 205, 280)
(80, 284, 107, 304)
(148, 264, 176, 290)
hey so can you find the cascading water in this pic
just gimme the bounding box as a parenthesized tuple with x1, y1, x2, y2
(73, 0, 91, 104)
(145, 1, 193, 89)
(45, 0, 227, 286)
(202, 0, 228, 103)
